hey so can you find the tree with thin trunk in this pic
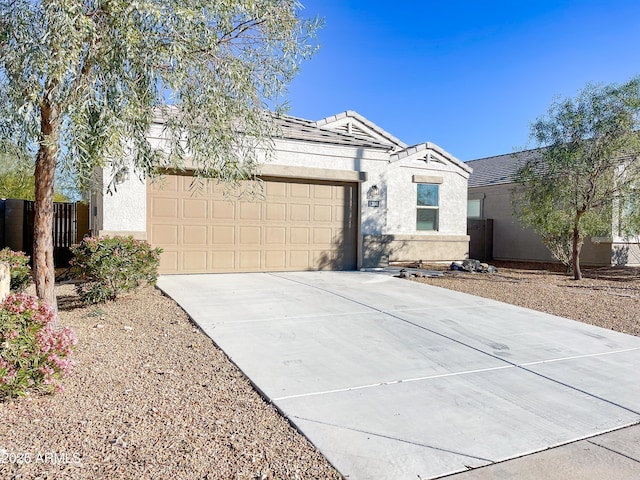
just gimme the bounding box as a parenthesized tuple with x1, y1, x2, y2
(514, 77, 640, 280)
(0, 0, 320, 312)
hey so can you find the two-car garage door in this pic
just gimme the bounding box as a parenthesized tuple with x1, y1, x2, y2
(147, 175, 358, 274)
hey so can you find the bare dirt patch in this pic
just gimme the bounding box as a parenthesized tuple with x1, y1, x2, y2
(0, 284, 341, 480)
(409, 262, 640, 337)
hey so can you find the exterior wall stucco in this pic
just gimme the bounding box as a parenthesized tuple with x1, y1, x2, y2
(98, 166, 147, 239)
(385, 162, 468, 236)
(96, 128, 471, 268)
(469, 184, 636, 266)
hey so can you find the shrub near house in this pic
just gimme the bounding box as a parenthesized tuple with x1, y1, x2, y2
(0, 293, 77, 398)
(0, 248, 31, 292)
(71, 236, 162, 304)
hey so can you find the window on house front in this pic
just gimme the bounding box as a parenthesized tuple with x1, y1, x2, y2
(417, 184, 439, 231)
(467, 199, 481, 219)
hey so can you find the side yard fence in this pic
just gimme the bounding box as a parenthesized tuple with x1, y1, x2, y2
(0, 199, 90, 267)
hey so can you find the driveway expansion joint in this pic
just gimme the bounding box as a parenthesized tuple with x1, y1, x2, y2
(268, 272, 640, 417)
(290, 415, 495, 464)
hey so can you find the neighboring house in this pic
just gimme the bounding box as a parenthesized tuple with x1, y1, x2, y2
(91, 111, 472, 274)
(467, 150, 640, 266)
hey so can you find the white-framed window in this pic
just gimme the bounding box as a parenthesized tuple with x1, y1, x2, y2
(467, 198, 482, 219)
(416, 183, 439, 231)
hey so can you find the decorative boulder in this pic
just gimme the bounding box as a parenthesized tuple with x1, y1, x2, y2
(462, 259, 482, 272)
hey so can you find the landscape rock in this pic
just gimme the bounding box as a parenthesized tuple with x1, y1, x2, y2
(0, 262, 9, 302)
(450, 259, 498, 274)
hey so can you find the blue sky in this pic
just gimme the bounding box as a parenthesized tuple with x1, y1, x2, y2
(286, 1, 640, 161)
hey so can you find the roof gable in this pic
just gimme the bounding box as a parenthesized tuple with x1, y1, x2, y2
(273, 115, 393, 150)
(391, 142, 472, 175)
(315, 111, 407, 150)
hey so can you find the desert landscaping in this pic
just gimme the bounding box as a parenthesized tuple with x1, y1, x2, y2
(1, 262, 639, 479)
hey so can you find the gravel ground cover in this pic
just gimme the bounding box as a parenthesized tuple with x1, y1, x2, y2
(0, 284, 342, 480)
(2, 263, 638, 479)
(410, 262, 640, 337)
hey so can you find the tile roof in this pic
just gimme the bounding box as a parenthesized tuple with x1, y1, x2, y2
(275, 115, 394, 150)
(466, 149, 541, 187)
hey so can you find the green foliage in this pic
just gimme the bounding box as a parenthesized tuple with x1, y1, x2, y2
(0, 248, 32, 292)
(0, 150, 34, 200)
(1, 1, 319, 307)
(0, 148, 71, 201)
(514, 77, 640, 277)
(0, 0, 321, 193)
(70, 236, 162, 304)
(0, 293, 77, 398)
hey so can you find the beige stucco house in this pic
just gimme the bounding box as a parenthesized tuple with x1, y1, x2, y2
(467, 150, 640, 266)
(91, 111, 471, 274)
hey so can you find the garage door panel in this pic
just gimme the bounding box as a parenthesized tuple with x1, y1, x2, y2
(266, 203, 286, 221)
(265, 227, 286, 244)
(290, 204, 310, 221)
(334, 185, 347, 200)
(314, 184, 333, 199)
(148, 176, 357, 274)
(183, 251, 208, 271)
(312, 250, 332, 269)
(213, 200, 235, 220)
(151, 224, 178, 245)
(240, 202, 262, 220)
(313, 227, 333, 245)
(266, 182, 287, 197)
(182, 225, 208, 245)
(313, 204, 333, 222)
(290, 250, 310, 268)
(160, 251, 179, 272)
(239, 251, 261, 269)
(212, 251, 235, 270)
(181, 176, 212, 194)
(213, 226, 234, 245)
(151, 197, 179, 218)
(334, 206, 345, 222)
(150, 176, 179, 193)
(183, 199, 207, 219)
(239, 226, 261, 245)
(290, 228, 310, 245)
(290, 183, 310, 198)
(265, 250, 286, 269)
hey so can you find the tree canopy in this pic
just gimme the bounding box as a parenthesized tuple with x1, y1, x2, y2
(0, 144, 72, 201)
(0, 0, 320, 309)
(514, 77, 640, 279)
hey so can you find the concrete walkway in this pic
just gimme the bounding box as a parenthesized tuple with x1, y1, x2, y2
(157, 271, 640, 479)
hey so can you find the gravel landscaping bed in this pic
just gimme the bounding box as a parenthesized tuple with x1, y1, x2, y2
(0, 284, 342, 480)
(2, 264, 638, 480)
(410, 262, 640, 337)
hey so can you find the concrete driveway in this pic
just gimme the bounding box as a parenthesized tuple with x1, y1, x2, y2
(157, 271, 640, 479)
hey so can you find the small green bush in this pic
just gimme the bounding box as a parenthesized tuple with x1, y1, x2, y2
(0, 293, 77, 398)
(0, 248, 31, 292)
(70, 235, 162, 304)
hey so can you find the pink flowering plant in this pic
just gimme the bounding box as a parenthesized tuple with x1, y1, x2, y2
(70, 235, 162, 304)
(0, 248, 32, 292)
(0, 293, 77, 398)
